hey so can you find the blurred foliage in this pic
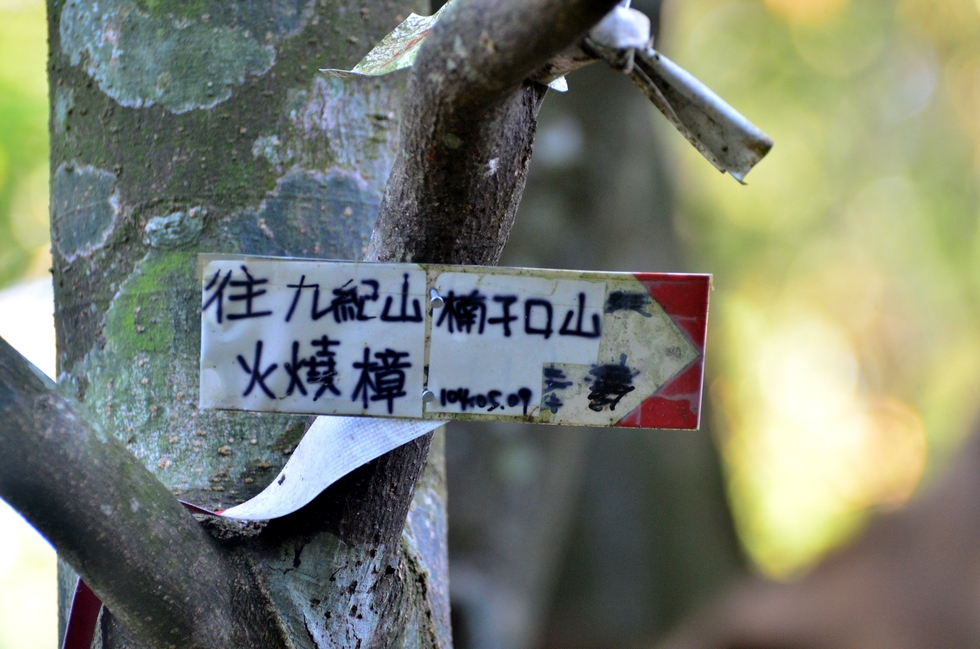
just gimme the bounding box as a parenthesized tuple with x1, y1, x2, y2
(0, 4, 60, 649)
(0, 501, 56, 649)
(663, 0, 980, 577)
(0, 0, 49, 289)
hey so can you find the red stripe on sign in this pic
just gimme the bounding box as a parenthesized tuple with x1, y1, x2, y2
(62, 579, 101, 649)
(616, 273, 710, 430)
(634, 273, 710, 348)
(615, 361, 703, 429)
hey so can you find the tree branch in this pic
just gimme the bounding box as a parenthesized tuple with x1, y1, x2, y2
(368, 0, 620, 264)
(351, 0, 620, 584)
(352, 4, 621, 638)
(0, 336, 282, 649)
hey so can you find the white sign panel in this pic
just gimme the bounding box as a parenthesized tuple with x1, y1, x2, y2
(426, 272, 605, 419)
(199, 255, 711, 430)
(200, 258, 427, 418)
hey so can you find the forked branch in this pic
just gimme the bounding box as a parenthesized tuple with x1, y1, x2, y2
(369, 0, 620, 265)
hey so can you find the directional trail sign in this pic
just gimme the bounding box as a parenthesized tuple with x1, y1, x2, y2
(199, 255, 711, 429)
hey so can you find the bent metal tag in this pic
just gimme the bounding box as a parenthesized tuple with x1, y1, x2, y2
(197, 254, 711, 430)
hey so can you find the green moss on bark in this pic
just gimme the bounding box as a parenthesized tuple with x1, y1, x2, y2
(49, 1, 449, 646)
(102, 249, 192, 354)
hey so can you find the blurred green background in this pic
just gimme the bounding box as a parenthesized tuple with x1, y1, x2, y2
(664, 0, 980, 577)
(0, 0, 48, 287)
(2, 0, 980, 646)
(0, 1, 57, 648)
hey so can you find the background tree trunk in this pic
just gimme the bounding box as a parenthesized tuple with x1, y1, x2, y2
(446, 3, 744, 647)
(48, 0, 450, 646)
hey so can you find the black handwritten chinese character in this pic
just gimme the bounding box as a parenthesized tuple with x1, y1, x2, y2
(488, 295, 518, 336)
(316, 279, 380, 323)
(308, 335, 341, 400)
(283, 336, 341, 400)
(543, 392, 563, 414)
(559, 292, 601, 338)
(543, 365, 573, 394)
(436, 290, 487, 334)
(285, 275, 315, 322)
(542, 366, 571, 413)
(585, 355, 637, 412)
(202, 269, 233, 323)
(381, 273, 423, 323)
(351, 347, 412, 414)
(227, 266, 273, 321)
(524, 299, 554, 339)
(236, 340, 278, 398)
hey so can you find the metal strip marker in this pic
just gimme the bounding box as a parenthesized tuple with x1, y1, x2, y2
(321, 0, 772, 182)
(62, 415, 443, 649)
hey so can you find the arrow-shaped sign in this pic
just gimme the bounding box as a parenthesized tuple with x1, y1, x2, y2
(198, 255, 710, 429)
(62, 260, 711, 649)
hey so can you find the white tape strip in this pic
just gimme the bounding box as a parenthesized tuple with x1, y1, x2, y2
(220, 415, 445, 520)
(589, 4, 651, 50)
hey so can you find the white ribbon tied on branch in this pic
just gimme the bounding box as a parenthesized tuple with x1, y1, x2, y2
(220, 416, 443, 520)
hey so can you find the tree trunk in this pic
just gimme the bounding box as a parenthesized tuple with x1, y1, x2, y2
(34, 0, 620, 646)
(48, 0, 448, 646)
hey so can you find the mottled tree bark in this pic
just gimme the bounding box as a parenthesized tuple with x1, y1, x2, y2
(0, 0, 619, 647)
(47, 0, 448, 645)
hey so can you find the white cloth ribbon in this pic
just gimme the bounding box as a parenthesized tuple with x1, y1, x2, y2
(220, 416, 446, 520)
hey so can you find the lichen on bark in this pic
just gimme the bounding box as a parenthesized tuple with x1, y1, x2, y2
(50, 162, 123, 261)
(59, 0, 319, 113)
(49, 0, 447, 646)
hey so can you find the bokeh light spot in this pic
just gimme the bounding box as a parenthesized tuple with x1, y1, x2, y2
(764, 0, 850, 26)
